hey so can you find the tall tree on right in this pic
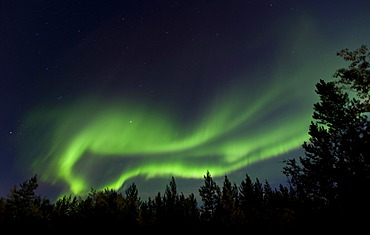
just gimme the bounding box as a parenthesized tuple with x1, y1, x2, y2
(283, 45, 370, 228)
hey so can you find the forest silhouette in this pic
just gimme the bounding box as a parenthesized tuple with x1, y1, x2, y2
(1, 46, 369, 232)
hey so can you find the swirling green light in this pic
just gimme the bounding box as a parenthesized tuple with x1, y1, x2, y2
(21, 71, 315, 197)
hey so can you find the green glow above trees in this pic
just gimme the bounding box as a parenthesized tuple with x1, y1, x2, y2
(21, 74, 315, 196)
(18, 16, 347, 197)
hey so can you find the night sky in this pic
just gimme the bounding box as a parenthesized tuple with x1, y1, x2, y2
(1, 0, 369, 200)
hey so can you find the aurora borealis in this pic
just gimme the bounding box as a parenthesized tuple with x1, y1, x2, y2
(1, 0, 369, 199)
(23, 76, 312, 195)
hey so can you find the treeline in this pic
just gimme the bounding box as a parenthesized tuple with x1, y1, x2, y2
(0, 170, 366, 232)
(0, 173, 300, 232)
(1, 46, 369, 232)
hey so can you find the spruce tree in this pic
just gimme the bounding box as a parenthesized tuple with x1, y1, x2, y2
(198, 171, 220, 223)
(124, 183, 141, 225)
(217, 175, 239, 226)
(238, 174, 254, 220)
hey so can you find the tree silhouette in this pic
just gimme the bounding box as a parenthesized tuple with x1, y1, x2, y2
(238, 173, 254, 224)
(124, 183, 141, 225)
(283, 45, 370, 230)
(161, 176, 181, 225)
(198, 171, 220, 223)
(6, 175, 39, 220)
(140, 196, 155, 226)
(3, 175, 52, 229)
(52, 195, 80, 227)
(163, 176, 177, 217)
(80, 188, 124, 229)
(153, 192, 164, 224)
(335, 45, 370, 108)
(216, 175, 239, 226)
(180, 192, 199, 225)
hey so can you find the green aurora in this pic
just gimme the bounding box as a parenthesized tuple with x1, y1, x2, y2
(17, 14, 354, 198)
(22, 66, 321, 196)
